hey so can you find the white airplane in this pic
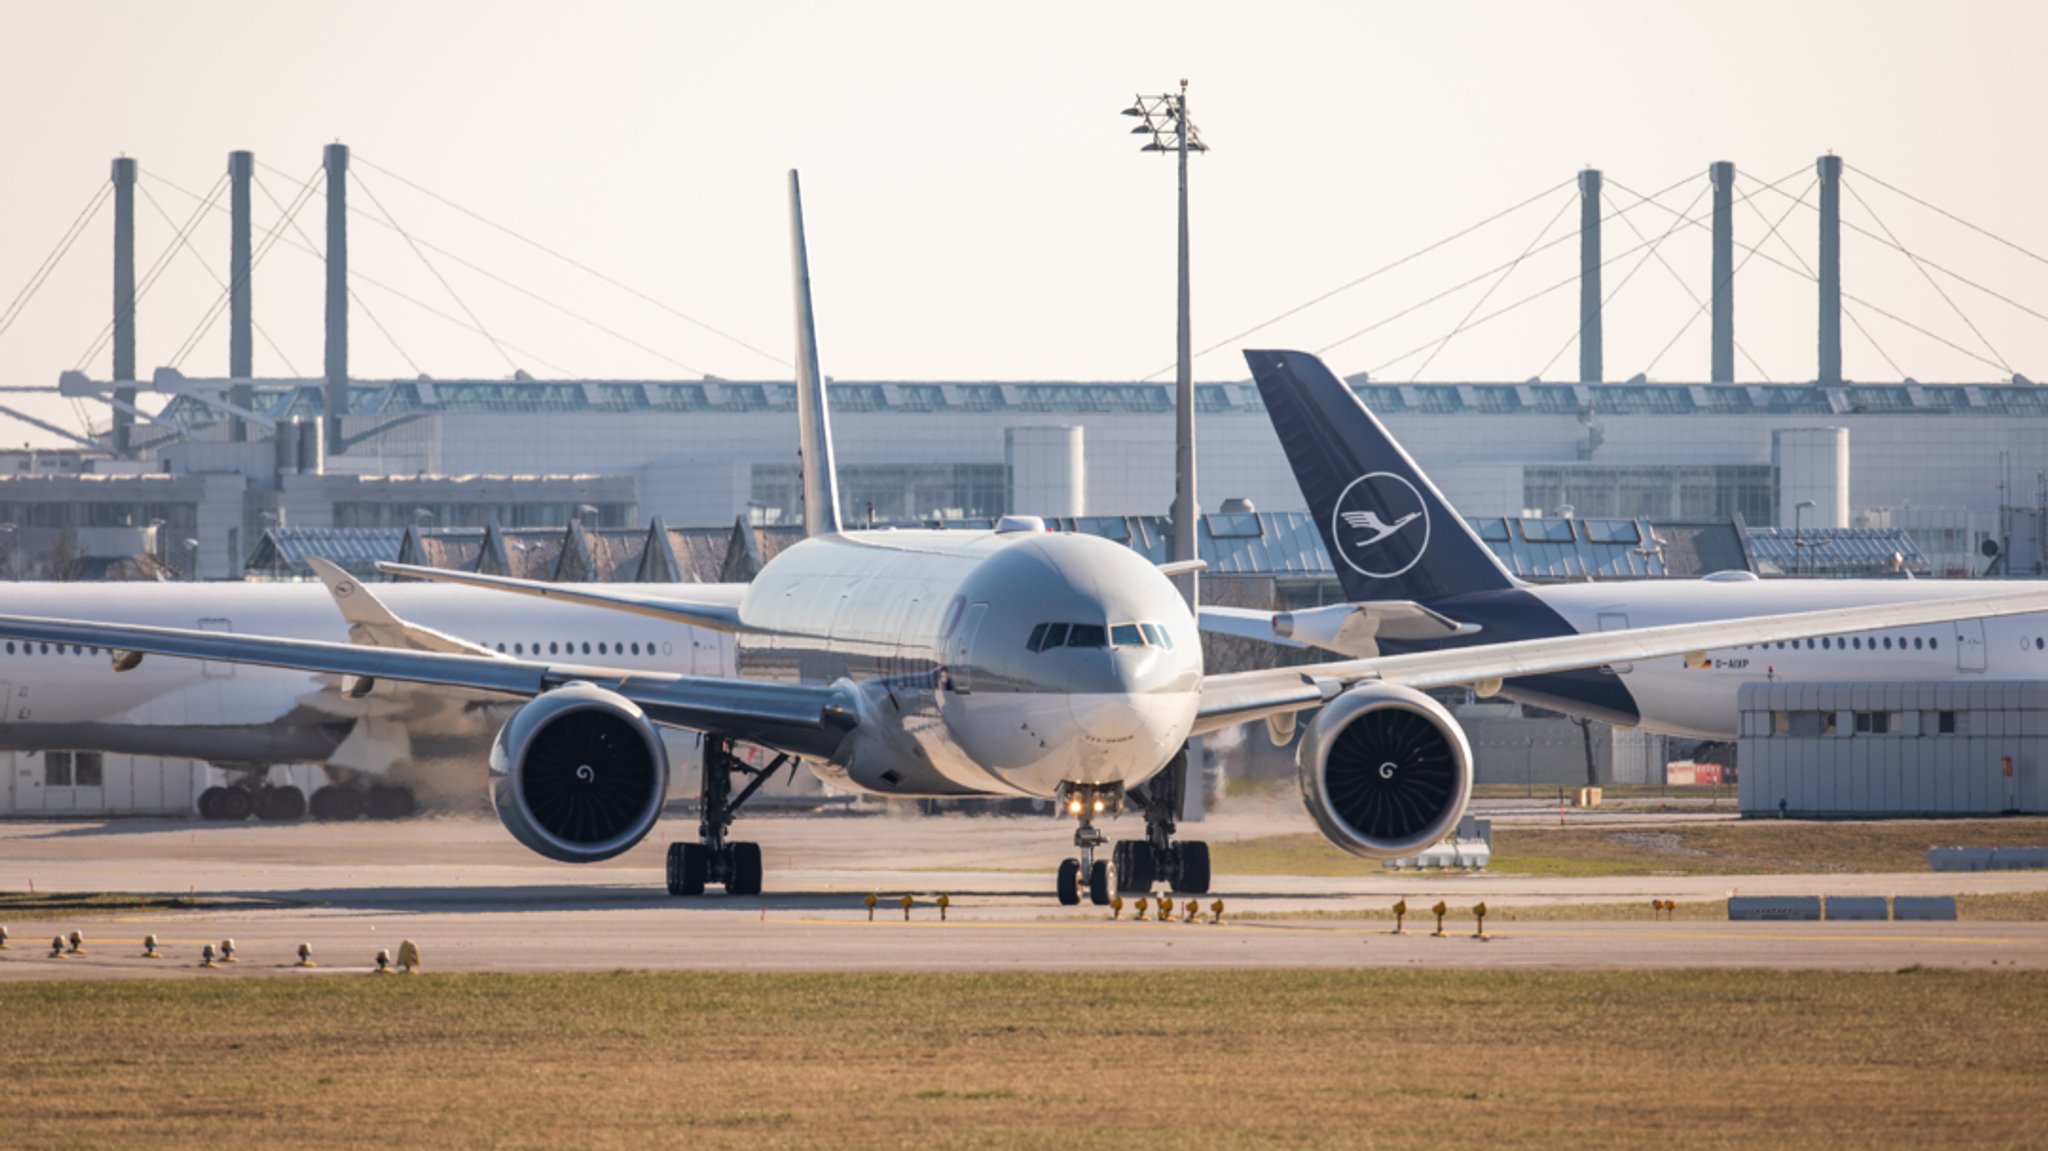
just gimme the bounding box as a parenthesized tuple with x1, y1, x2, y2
(1213, 348, 2048, 741)
(0, 562, 734, 820)
(3, 181, 2047, 905)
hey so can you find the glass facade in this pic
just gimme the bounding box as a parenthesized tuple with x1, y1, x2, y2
(751, 463, 1009, 526)
(1523, 463, 1775, 523)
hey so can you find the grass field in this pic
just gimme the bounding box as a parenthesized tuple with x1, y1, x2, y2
(1212, 818, 2048, 879)
(3, 970, 2044, 1150)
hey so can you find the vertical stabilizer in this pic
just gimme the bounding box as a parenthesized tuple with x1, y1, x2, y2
(788, 170, 842, 537)
(1245, 350, 1519, 602)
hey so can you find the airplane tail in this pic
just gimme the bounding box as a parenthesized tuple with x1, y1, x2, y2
(1245, 349, 1519, 603)
(788, 170, 842, 537)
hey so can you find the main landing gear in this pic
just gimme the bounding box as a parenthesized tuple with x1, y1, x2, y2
(1056, 748, 1210, 906)
(1115, 748, 1210, 897)
(667, 736, 787, 898)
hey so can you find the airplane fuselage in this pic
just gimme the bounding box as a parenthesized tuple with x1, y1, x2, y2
(737, 528, 1202, 797)
(1412, 576, 2048, 740)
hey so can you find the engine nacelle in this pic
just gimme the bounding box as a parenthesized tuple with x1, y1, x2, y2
(1296, 683, 1474, 859)
(489, 683, 669, 863)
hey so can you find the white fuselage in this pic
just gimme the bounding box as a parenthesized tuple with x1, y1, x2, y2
(0, 527, 1204, 804)
(733, 529, 1202, 798)
(1532, 576, 2048, 739)
(0, 581, 735, 801)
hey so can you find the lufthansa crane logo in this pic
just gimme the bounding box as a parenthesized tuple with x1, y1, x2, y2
(1331, 471, 1430, 579)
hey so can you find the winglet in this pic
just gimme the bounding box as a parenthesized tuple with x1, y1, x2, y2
(789, 170, 842, 537)
(308, 557, 498, 656)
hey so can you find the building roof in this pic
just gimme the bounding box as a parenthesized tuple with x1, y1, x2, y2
(148, 375, 2048, 429)
(243, 514, 1936, 584)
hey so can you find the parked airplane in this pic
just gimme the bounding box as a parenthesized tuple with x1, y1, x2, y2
(1213, 348, 2048, 741)
(0, 561, 734, 820)
(3, 189, 2045, 905)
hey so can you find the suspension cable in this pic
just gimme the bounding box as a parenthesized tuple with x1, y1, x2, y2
(350, 168, 519, 374)
(1315, 172, 1701, 363)
(1406, 189, 1577, 381)
(353, 153, 789, 370)
(72, 171, 226, 373)
(350, 166, 705, 377)
(1142, 176, 1581, 380)
(0, 181, 111, 341)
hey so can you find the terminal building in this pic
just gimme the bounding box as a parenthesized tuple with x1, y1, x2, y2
(0, 147, 2042, 819)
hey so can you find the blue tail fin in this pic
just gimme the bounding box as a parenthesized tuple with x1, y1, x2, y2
(1245, 349, 1518, 603)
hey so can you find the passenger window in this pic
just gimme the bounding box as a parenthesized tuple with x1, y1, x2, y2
(496, 643, 506, 653)
(598, 642, 608, 655)
(1931, 637, 1940, 650)
(549, 642, 559, 655)
(1914, 637, 1923, 649)
(1111, 623, 1144, 647)
(632, 642, 642, 656)
(1027, 623, 1049, 652)
(1068, 624, 1107, 648)
(515, 643, 524, 655)
(582, 642, 591, 655)
(1043, 623, 1069, 649)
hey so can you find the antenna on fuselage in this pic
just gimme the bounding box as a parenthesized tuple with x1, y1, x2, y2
(789, 170, 843, 537)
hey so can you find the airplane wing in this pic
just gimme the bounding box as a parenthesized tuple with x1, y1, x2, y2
(1199, 601, 1479, 657)
(1192, 588, 2048, 735)
(0, 612, 854, 759)
(310, 557, 500, 657)
(377, 562, 749, 634)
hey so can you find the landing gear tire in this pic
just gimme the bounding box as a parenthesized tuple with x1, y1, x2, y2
(667, 842, 708, 896)
(1088, 859, 1112, 906)
(310, 785, 364, 821)
(664, 736, 789, 898)
(726, 842, 764, 897)
(365, 784, 416, 820)
(197, 786, 226, 820)
(1171, 841, 1211, 895)
(1056, 858, 1082, 906)
(1113, 839, 1155, 894)
(214, 787, 253, 822)
(254, 786, 306, 822)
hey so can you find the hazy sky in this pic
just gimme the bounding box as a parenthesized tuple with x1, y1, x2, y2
(1, 2, 2044, 446)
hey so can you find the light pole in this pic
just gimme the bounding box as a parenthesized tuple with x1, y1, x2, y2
(1795, 499, 1815, 576)
(1124, 81, 1208, 607)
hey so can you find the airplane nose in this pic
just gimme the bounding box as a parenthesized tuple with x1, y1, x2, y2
(1069, 692, 1146, 741)
(1067, 650, 1185, 743)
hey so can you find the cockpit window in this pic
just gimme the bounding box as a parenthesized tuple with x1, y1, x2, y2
(1032, 620, 1181, 652)
(1067, 624, 1108, 648)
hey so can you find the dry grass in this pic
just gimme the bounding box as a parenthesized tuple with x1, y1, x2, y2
(2, 970, 2045, 1150)
(0, 892, 224, 921)
(1213, 818, 2048, 878)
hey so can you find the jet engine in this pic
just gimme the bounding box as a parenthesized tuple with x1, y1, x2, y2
(1296, 683, 1473, 859)
(489, 683, 669, 863)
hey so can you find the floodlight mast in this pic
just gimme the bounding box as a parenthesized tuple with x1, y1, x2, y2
(1123, 80, 1208, 608)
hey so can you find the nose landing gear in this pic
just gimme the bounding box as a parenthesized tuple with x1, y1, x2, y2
(1055, 783, 1118, 906)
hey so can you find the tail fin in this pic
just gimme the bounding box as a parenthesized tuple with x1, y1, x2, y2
(788, 170, 842, 537)
(1245, 349, 1518, 602)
